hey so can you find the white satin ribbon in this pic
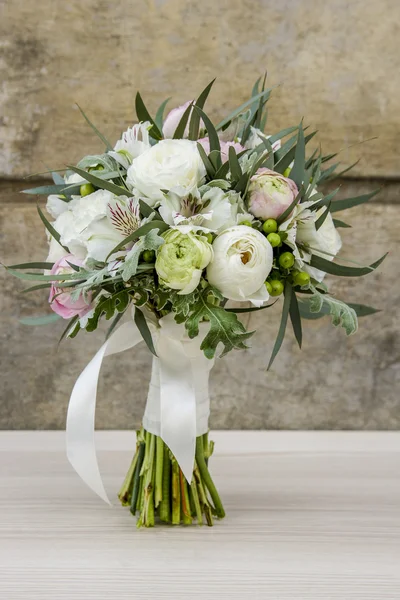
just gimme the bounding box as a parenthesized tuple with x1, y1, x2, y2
(66, 312, 213, 504)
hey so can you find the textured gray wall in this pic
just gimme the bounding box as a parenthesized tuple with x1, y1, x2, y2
(0, 0, 399, 430)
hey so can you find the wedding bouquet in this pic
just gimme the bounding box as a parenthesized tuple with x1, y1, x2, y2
(7, 77, 385, 527)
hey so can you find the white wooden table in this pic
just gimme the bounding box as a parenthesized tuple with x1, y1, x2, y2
(0, 431, 399, 599)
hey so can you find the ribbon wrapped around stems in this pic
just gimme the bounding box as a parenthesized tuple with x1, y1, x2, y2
(66, 311, 214, 504)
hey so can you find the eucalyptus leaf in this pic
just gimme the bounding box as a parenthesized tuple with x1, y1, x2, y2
(289, 288, 302, 348)
(135, 92, 163, 140)
(289, 125, 305, 188)
(173, 101, 193, 139)
(106, 220, 168, 261)
(188, 79, 215, 141)
(216, 88, 274, 131)
(330, 189, 381, 213)
(67, 166, 130, 197)
(267, 280, 292, 370)
(20, 314, 61, 326)
(37, 205, 69, 252)
(333, 218, 352, 229)
(309, 253, 387, 277)
(154, 97, 172, 130)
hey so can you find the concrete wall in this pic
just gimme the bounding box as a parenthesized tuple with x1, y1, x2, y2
(1, 0, 399, 430)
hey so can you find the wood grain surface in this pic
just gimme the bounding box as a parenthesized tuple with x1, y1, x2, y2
(0, 431, 399, 599)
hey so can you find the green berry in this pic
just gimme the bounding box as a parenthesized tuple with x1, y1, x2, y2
(266, 233, 281, 248)
(265, 281, 272, 294)
(294, 271, 311, 286)
(262, 219, 278, 234)
(279, 252, 295, 269)
(142, 250, 155, 263)
(80, 183, 95, 197)
(270, 280, 284, 296)
(241, 220, 253, 228)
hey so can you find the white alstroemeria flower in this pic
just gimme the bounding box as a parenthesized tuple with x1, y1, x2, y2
(279, 198, 342, 282)
(109, 122, 152, 169)
(46, 195, 69, 219)
(46, 190, 144, 264)
(64, 172, 86, 186)
(159, 187, 235, 233)
(244, 127, 281, 152)
(207, 225, 273, 306)
(126, 139, 206, 206)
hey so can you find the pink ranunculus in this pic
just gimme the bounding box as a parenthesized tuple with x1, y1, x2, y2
(49, 255, 92, 319)
(247, 168, 298, 220)
(197, 137, 245, 163)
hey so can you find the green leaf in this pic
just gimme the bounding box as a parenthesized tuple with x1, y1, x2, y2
(58, 315, 80, 345)
(196, 142, 215, 178)
(193, 106, 220, 155)
(310, 187, 340, 211)
(184, 287, 254, 359)
(267, 280, 292, 370)
(332, 218, 352, 228)
(225, 300, 278, 313)
(105, 310, 126, 340)
(173, 101, 194, 139)
(216, 88, 274, 131)
(134, 307, 157, 356)
(76, 104, 112, 151)
(8, 262, 54, 270)
(289, 288, 302, 348)
(7, 268, 81, 282)
(268, 126, 299, 145)
(289, 124, 305, 188)
(309, 253, 387, 277)
(135, 92, 163, 140)
(329, 160, 360, 179)
(37, 205, 69, 252)
(315, 202, 332, 231)
(307, 290, 358, 335)
(154, 97, 171, 130)
(67, 166, 130, 197)
(228, 146, 242, 181)
(139, 199, 154, 218)
(22, 183, 78, 196)
(277, 192, 301, 225)
(121, 228, 164, 281)
(106, 219, 168, 261)
(318, 162, 340, 183)
(347, 303, 381, 317)
(188, 79, 216, 141)
(21, 283, 52, 294)
(20, 314, 61, 326)
(330, 189, 381, 213)
(274, 131, 317, 175)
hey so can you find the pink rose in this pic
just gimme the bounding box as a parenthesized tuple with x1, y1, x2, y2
(49, 255, 92, 319)
(163, 101, 202, 139)
(197, 137, 245, 163)
(247, 168, 298, 220)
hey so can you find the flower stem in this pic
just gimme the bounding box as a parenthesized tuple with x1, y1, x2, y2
(143, 433, 156, 527)
(159, 445, 171, 522)
(130, 442, 145, 516)
(171, 458, 181, 525)
(195, 436, 225, 519)
(180, 470, 192, 525)
(118, 448, 138, 506)
(189, 477, 203, 525)
(155, 437, 164, 508)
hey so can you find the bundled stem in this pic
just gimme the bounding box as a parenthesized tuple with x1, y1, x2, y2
(119, 428, 225, 527)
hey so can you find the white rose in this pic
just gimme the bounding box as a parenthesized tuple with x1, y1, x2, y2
(126, 139, 206, 205)
(108, 122, 151, 169)
(47, 189, 128, 263)
(296, 207, 342, 282)
(207, 225, 273, 306)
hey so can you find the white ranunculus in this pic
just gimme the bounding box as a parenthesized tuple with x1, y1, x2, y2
(108, 122, 152, 169)
(296, 207, 342, 282)
(126, 139, 206, 205)
(207, 225, 273, 306)
(46, 189, 130, 264)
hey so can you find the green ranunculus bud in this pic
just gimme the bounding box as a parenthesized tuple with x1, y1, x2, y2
(266, 232, 281, 248)
(155, 229, 213, 295)
(80, 183, 95, 197)
(294, 271, 311, 286)
(270, 280, 284, 296)
(279, 252, 295, 269)
(262, 218, 278, 234)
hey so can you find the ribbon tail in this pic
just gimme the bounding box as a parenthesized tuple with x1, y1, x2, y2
(66, 321, 142, 504)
